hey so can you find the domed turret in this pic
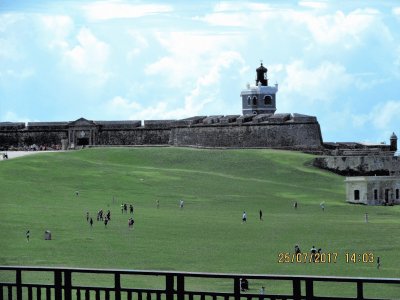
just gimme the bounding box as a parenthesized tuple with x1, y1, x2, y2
(240, 61, 277, 115)
(390, 132, 397, 152)
(256, 63, 268, 86)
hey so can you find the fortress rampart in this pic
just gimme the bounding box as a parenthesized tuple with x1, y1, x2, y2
(0, 113, 323, 150)
(313, 155, 400, 176)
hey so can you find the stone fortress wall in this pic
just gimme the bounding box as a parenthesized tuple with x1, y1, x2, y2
(0, 113, 323, 150)
(313, 155, 400, 177)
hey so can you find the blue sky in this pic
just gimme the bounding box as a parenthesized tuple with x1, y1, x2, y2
(0, 0, 399, 143)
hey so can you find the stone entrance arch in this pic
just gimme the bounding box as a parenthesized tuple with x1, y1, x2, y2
(68, 118, 98, 148)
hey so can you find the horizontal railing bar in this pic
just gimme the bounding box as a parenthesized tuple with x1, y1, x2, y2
(313, 297, 385, 300)
(0, 283, 54, 288)
(72, 287, 165, 293)
(1, 266, 399, 284)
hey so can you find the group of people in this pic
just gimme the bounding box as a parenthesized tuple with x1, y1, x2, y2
(121, 203, 134, 214)
(240, 278, 266, 295)
(241, 209, 264, 223)
(85, 209, 112, 227)
(83, 198, 187, 230)
(294, 244, 322, 262)
(293, 200, 326, 212)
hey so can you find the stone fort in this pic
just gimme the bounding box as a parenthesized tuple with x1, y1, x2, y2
(0, 63, 398, 174)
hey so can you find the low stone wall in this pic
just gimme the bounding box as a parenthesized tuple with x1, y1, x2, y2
(20, 130, 68, 146)
(97, 129, 171, 145)
(27, 122, 68, 131)
(0, 131, 20, 147)
(143, 120, 176, 129)
(97, 121, 141, 129)
(313, 156, 400, 176)
(0, 122, 25, 130)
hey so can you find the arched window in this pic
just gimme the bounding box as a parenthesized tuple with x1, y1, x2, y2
(264, 95, 272, 105)
(252, 96, 257, 106)
(247, 96, 251, 105)
(354, 190, 360, 201)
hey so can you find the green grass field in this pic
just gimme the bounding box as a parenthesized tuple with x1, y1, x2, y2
(0, 147, 399, 298)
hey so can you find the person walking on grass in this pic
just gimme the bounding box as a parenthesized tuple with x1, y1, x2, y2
(377, 256, 381, 269)
(26, 230, 30, 242)
(242, 211, 247, 223)
(259, 209, 263, 221)
(260, 286, 265, 295)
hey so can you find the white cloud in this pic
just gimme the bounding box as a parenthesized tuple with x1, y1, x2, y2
(196, 12, 250, 27)
(180, 51, 244, 115)
(393, 7, 400, 17)
(197, 4, 383, 51)
(352, 100, 400, 129)
(372, 101, 400, 129)
(109, 96, 141, 112)
(298, 1, 328, 9)
(63, 27, 111, 83)
(298, 8, 380, 46)
(108, 51, 245, 120)
(213, 2, 271, 12)
(126, 31, 149, 61)
(195, 2, 274, 28)
(106, 96, 170, 120)
(280, 60, 353, 106)
(1, 111, 31, 123)
(0, 14, 26, 60)
(394, 46, 400, 78)
(0, 68, 35, 80)
(0, 13, 24, 33)
(39, 15, 73, 50)
(145, 31, 244, 87)
(82, 1, 172, 21)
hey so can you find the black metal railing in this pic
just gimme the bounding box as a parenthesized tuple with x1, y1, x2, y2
(1, 266, 399, 300)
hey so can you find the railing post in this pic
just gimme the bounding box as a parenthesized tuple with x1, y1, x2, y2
(16, 269, 22, 300)
(305, 279, 313, 300)
(234, 277, 241, 300)
(64, 270, 72, 300)
(357, 281, 364, 300)
(177, 274, 185, 300)
(115, 272, 121, 300)
(165, 274, 174, 300)
(54, 269, 63, 300)
(292, 278, 301, 300)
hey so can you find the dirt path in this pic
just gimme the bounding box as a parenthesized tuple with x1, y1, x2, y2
(0, 151, 63, 160)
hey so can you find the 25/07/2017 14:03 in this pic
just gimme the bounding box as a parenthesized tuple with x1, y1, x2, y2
(277, 252, 375, 264)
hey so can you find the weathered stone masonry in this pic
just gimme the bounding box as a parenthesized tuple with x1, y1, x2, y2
(0, 113, 323, 150)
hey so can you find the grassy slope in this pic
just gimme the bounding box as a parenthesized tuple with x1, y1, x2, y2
(0, 148, 399, 297)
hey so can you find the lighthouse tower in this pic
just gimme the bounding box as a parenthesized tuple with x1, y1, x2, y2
(240, 62, 278, 115)
(390, 132, 397, 152)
